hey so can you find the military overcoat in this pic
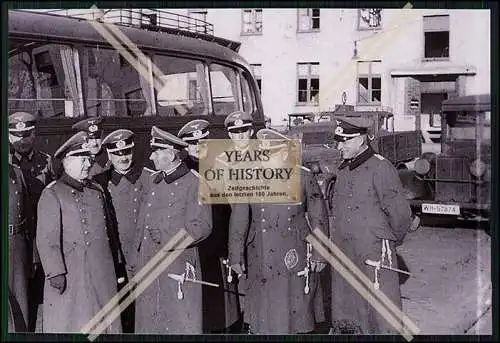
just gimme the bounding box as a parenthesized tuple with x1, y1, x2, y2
(8, 164, 30, 332)
(132, 163, 212, 334)
(184, 155, 241, 332)
(228, 167, 329, 334)
(329, 147, 412, 334)
(36, 173, 122, 333)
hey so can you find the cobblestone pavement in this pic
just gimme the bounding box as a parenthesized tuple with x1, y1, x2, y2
(399, 224, 491, 335)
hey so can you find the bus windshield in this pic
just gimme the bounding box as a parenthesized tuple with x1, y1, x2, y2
(9, 40, 250, 118)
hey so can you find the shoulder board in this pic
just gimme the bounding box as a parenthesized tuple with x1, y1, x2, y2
(190, 169, 200, 178)
(47, 180, 57, 188)
(38, 151, 52, 159)
(300, 165, 311, 172)
(374, 154, 385, 160)
(143, 167, 155, 173)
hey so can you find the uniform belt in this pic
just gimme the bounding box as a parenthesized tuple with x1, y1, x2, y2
(9, 219, 26, 236)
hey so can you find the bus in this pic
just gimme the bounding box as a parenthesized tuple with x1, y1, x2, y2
(8, 9, 265, 168)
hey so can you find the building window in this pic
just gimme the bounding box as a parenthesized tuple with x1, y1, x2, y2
(298, 8, 320, 32)
(188, 9, 208, 33)
(357, 61, 381, 104)
(297, 62, 319, 104)
(358, 9, 382, 30)
(423, 15, 450, 59)
(250, 64, 262, 94)
(242, 9, 263, 34)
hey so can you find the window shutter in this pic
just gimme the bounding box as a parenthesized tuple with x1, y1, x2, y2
(423, 15, 449, 32)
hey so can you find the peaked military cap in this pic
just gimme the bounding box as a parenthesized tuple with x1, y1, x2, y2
(150, 126, 188, 151)
(177, 119, 210, 142)
(54, 131, 92, 159)
(8, 112, 36, 132)
(333, 117, 373, 142)
(72, 117, 104, 138)
(224, 111, 253, 131)
(101, 129, 135, 153)
(256, 128, 290, 150)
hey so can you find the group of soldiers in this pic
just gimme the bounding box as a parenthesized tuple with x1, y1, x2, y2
(8, 109, 414, 335)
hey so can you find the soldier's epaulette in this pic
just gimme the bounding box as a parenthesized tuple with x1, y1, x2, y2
(374, 154, 385, 160)
(143, 167, 155, 173)
(39, 150, 52, 158)
(190, 169, 200, 178)
(46, 180, 57, 188)
(300, 165, 311, 172)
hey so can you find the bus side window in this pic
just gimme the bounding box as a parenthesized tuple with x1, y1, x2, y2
(84, 46, 153, 117)
(210, 63, 239, 116)
(9, 43, 73, 118)
(153, 55, 209, 117)
(241, 72, 256, 117)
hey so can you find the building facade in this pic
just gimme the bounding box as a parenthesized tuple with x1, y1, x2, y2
(172, 8, 490, 134)
(26, 8, 491, 135)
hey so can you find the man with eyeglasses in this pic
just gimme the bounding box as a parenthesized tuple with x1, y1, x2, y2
(132, 126, 212, 334)
(8, 111, 54, 332)
(36, 131, 122, 333)
(94, 129, 149, 333)
(328, 117, 412, 334)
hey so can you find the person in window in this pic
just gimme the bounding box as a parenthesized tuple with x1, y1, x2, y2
(226, 128, 329, 334)
(8, 153, 30, 332)
(93, 129, 151, 333)
(71, 117, 110, 177)
(8, 111, 54, 332)
(178, 119, 242, 333)
(36, 131, 122, 333)
(328, 117, 412, 334)
(132, 126, 212, 334)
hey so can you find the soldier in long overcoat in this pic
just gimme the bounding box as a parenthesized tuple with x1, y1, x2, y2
(8, 156, 30, 332)
(8, 111, 54, 332)
(94, 129, 151, 333)
(36, 131, 122, 333)
(227, 129, 329, 334)
(328, 118, 412, 334)
(132, 126, 212, 334)
(178, 119, 240, 333)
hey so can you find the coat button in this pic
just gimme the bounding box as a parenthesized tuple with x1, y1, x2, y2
(134, 198, 137, 202)
(170, 192, 174, 196)
(288, 227, 291, 231)
(261, 208, 265, 212)
(145, 225, 149, 229)
(86, 242, 90, 246)
(288, 218, 291, 221)
(133, 209, 137, 212)
(349, 194, 353, 197)
(261, 219, 265, 222)
(347, 206, 351, 209)
(167, 215, 171, 219)
(134, 188, 138, 192)
(262, 229, 266, 233)
(174, 182, 178, 186)
(146, 214, 150, 217)
(84, 230, 89, 235)
(151, 192, 155, 196)
(168, 204, 172, 207)
(287, 207, 291, 210)
(15, 191, 19, 195)
(144, 236, 147, 240)
(148, 203, 152, 207)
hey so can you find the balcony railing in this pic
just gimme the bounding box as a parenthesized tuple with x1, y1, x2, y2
(39, 9, 241, 51)
(45, 9, 214, 35)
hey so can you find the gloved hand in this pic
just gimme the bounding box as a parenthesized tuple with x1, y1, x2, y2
(230, 263, 245, 279)
(49, 274, 67, 294)
(311, 260, 327, 273)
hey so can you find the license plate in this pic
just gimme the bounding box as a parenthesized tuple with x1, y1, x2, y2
(422, 203, 460, 215)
